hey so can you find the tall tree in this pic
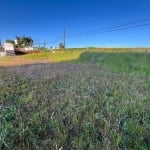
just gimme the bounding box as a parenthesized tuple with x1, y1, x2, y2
(16, 36, 33, 48)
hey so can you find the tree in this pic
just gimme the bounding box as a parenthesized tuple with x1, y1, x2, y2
(59, 43, 64, 49)
(5, 39, 15, 45)
(16, 36, 33, 48)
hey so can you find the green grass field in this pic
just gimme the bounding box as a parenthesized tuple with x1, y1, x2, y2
(0, 48, 150, 149)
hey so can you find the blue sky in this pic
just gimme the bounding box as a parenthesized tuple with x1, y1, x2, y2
(0, 0, 150, 48)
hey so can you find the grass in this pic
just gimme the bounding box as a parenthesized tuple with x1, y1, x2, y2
(74, 52, 150, 74)
(0, 48, 150, 149)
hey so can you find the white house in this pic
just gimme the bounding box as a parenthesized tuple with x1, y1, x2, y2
(0, 46, 6, 57)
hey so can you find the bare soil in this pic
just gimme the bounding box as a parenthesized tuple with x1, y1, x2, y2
(0, 56, 52, 66)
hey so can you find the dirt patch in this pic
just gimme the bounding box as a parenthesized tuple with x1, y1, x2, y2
(0, 56, 52, 66)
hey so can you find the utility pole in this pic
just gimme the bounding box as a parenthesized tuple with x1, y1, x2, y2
(38, 40, 40, 49)
(64, 29, 66, 50)
(44, 40, 46, 48)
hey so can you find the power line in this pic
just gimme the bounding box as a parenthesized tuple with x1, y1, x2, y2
(34, 17, 150, 47)
(34, 37, 62, 46)
(66, 17, 150, 38)
(68, 22, 150, 38)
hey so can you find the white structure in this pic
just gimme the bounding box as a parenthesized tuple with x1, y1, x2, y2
(4, 43, 15, 56)
(15, 39, 18, 45)
(24, 47, 34, 51)
(0, 52, 6, 57)
(4, 43, 14, 50)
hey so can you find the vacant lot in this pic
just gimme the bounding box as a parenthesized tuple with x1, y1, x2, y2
(0, 49, 150, 149)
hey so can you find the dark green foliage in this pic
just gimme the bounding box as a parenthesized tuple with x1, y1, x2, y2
(59, 43, 64, 49)
(16, 36, 33, 48)
(5, 39, 15, 45)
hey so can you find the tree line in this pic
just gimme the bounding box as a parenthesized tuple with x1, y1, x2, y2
(5, 36, 65, 49)
(5, 36, 33, 48)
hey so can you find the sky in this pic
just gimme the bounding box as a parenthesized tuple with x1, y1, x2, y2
(0, 0, 150, 48)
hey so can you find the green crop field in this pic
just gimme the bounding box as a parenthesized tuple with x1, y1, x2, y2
(0, 48, 150, 149)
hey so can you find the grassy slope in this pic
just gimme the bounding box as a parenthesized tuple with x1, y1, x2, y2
(0, 48, 150, 149)
(74, 52, 150, 74)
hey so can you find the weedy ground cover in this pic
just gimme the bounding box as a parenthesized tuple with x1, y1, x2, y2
(0, 49, 150, 149)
